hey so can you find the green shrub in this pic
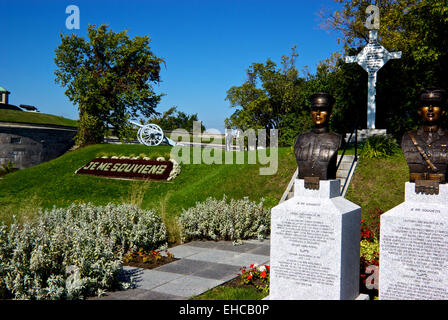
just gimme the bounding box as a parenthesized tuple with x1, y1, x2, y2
(0, 161, 17, 176)
(278, 112, 314, 147)
(178, 196, 270, 242)
(75, 113, 105, 146)
(0, 203, 167, 300)
(360, 135, 400, 159)
(360, 238, 379, 263)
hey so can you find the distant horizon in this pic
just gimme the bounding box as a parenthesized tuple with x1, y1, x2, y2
(0, 0, 344, 132)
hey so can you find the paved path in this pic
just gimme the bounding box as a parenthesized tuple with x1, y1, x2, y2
(91, 239, 270, 300)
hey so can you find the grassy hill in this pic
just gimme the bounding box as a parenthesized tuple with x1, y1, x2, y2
(0, 144, 297, 240)
(0, 141, 410, 242)
(0, 109, 77, 127)
(345, 151, 409, 228)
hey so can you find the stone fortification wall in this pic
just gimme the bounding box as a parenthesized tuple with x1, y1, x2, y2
(0, 122, 77, 169)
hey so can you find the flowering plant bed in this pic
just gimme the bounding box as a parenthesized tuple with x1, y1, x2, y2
(232, 264, 270, 294)
(122, 248, 178, 270)
(190, 263, 271, 299)
(359, 211, 380, 300)
(75, 156, 181, 182)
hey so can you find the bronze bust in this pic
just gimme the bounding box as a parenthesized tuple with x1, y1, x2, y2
(401, 88, 448, 194)
(294, 92, 344, 189)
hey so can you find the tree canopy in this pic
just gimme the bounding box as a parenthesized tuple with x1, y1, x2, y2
(225, 46, 304, 130)
(224, 46, 364, 146)
(321, 0, 448, 137)
(322, 0, 448, 65)
(225, 46, 315, 145)
(54, 24, 164, 146)
(149, 106, 205, 132)
(224, 0, 448, 147)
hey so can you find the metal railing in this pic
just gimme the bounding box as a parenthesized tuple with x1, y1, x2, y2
(336, 116, 360, 195)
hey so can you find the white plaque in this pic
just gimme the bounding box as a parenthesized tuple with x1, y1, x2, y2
(379, 182, 448, 300)
(270, 180, 361, 300)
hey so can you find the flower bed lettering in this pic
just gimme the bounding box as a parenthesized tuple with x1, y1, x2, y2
(75, 157, 180, 181)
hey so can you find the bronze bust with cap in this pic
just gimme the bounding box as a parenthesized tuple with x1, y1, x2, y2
(294, 92, 344, 189)
(401, 88, 448, 195)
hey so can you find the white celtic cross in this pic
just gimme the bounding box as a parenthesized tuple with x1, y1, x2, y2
(345, 6, 402, 129)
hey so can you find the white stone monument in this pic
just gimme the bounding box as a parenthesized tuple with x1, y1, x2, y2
(269, 179, 364, 300)
(379, 182, 448, 300)
(345, 5, 401, 130)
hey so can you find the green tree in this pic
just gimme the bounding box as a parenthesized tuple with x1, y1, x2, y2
(225, 46, 312, 146)
(225, 46, 305, 131)
(283, 53, 365, 142)
(322, 0, 447, 64)
(54, 24, 164, 146)
(225, 47, 357, 147)
(149, 106, 205, 132)
(320, 0, 448, 138)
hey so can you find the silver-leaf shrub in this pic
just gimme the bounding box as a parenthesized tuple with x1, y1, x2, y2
(178, 196, 270, 242)
(0, 203, 167, 300)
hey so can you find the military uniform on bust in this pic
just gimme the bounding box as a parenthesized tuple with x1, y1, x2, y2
(401, 88, 448, 195)
(294, 92, 345, 189)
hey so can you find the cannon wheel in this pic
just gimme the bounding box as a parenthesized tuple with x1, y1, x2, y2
(136, 127, 143, 145)
(139, 124, 164, 146)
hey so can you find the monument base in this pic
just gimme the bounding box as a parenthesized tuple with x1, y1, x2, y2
(379, 182, 448, 300)
(263, 293, 369, 300)
(269, 179, 361, 300)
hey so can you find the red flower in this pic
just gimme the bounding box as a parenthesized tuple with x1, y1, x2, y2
(260, 271, 267, 279)
(249, 264, 254, 268)
(247, 274, 253, 280)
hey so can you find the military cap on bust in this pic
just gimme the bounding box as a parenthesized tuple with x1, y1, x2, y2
(310, 92, 335, 110)
(419, 88, 446, 106)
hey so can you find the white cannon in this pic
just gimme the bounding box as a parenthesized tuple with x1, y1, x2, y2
(129, 121, 176, 146)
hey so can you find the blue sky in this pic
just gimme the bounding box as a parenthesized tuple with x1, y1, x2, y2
(0, 0, 343, 131)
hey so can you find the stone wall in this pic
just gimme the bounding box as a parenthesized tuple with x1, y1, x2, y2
(0, 122, 77, 169)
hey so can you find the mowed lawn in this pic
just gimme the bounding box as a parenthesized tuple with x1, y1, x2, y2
(0, 144, 297, 227)
(0, 141, 410, 242)
(0, 109, 78, 127)
(345, 151, 409, 226)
